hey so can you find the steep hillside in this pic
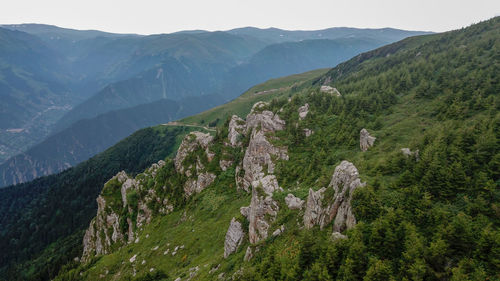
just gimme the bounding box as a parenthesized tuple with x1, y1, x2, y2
(217, 38, 385, 97)
(52, 17, 499, 281)
(0, 125, 212, 280)
(0, 95, 223, 187)
(0, 70, 322, 281)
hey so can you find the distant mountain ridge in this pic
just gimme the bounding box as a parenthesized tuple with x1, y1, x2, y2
(0, 23, 430, 185)
(0, 94, 224, 187)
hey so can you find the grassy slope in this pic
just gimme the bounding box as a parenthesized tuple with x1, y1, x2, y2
(181, 68, 329, 127)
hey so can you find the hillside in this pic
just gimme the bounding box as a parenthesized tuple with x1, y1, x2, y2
(216, 38, 386, 98)
(52, 29, 423, 132)
(0, 27, 75, 162)
(0, 95, 224, 187)
(0, 125, 214, 280)
(47, 17, 499, 281)
(0, 70, 324, 281)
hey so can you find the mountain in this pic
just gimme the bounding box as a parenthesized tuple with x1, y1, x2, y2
(227, 26, 431, 44)
(0, 94, 224, 187)
(0, 27, 76, 162)
(217, 37, 386, 97)
(0, 23, 427, 165)
(1, 17, 498, 281)
(59, 17, 497, 280)
(53, 29, 428, 131)
(0, 26, 265, 163)
(0, 70, 323, 280)
(0, 26, 428, 187)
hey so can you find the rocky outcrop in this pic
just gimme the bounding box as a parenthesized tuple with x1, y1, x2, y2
(244, 246, 253, 261)
(298, 103, 309, 120)
(360, 129, 376, 151)
(285, 194, 304, 210)
(245, 185, 280, 244)
(245, 102, 286, 134)
(175, 132, 216, 196)
(320, 85, 341, 96)
(82, 160, 172, 262)
(240, 128, 288, 191)
(303, 161, 365, 233)
(227, 115, 245, 146)
(236, 102, 288, 243)
(303, 187, 326, 228)
(224, 218, 244, 258)
(401, 148, 419, 160)
(175, 132, 214, 174)
(184, 172, 217, 196)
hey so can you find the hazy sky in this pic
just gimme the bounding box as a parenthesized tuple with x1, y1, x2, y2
(2, 0, 499, 34)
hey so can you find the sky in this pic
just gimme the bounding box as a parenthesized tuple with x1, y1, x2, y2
(1, 0, 499, 34)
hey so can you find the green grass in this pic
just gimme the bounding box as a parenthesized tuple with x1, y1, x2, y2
(181, 68, 329, 127)
(74, 171, 252, 280)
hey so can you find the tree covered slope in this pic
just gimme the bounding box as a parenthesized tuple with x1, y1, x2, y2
(50, 17, 500, 281)
(0, 95, 224, 187)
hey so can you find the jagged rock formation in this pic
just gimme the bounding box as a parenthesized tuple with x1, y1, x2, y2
(224, 218, 244, 258)
(241, 178, 281, 244)
(244, 246, 253, 261)
(285, 194, 304, 210)
(303, 161, 365, 233)
(82, 160, 171, 262)
(227, 115, 245, 146)
(235, 102, 289, 244)
(360, 128, 376, 151)
(175, 132, 216, 196)
(320, 85, 341, 96)
(298, 103, 309, 120)
(240, 105, 288, 191)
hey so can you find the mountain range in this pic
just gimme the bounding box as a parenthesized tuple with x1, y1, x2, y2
(0, 23, 429, 186)
(0, 17, 498, 280)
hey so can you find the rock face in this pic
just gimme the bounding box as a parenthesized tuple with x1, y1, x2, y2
(360, 129, 376, 151)
(175, 132, 214, 174)
(224, 218, 244, 258)
(244, 246, 253, 261)
(245, 102, 286, 134)
(298, 103, 309, 120)
(245, 185, 280, 244)
(303, 161, 365, 232)
(237, 102, 289, 244)
(82, 160, 171, 262)
(285, 194, 304, 210)
(320, 85, 341, 96)
(240, 115, 288, 191)
(175, 132, 216, 196)
(227, 115, 245, 146)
